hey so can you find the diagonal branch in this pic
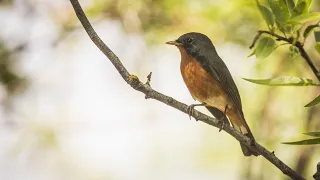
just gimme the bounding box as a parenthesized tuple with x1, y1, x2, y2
(69, 0, 305, 179)
(250, 30, 320, 82)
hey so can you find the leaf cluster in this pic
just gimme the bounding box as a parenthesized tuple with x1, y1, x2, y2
(248, 0, 320, 108)
(249, 0, 320, 145)
(254, 0, 320, 59)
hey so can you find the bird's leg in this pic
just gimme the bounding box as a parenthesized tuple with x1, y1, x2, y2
(218, 105, 229, 132)
(187, 103, 206, 120)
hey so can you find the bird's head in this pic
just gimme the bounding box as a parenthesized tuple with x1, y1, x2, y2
(166, 32, 215, 57)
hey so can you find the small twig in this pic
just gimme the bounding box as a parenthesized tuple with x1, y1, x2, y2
(145, 72, 152, 99)
(295, 42, 320, 82)
(146, 72, 152, 86)
(250, 30, 320, 82)
(249, 31, 263, 49)
(69, 1, 305, 179)
(249, 30, 291, 49)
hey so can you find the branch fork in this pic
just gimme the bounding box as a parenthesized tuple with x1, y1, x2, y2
(250, 30, 320, 82)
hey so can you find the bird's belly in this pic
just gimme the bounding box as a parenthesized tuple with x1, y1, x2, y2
(181, 60, 231, 111)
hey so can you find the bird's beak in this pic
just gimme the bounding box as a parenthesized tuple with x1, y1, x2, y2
(166, 40, 183, 46)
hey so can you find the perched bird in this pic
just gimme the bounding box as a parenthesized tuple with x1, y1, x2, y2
(166, 32, 258, 156)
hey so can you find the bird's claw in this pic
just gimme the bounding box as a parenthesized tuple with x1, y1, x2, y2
(218, 116, 230, 132)
(218, 118, 225, 132)
(218, 104, 230, 132)
(187, 103, 206, 120)
(249, 138, 255, 146)
(186, 105, 195, 120)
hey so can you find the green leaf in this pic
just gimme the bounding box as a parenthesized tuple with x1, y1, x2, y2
(303, 132, 320, 137)
(279, 0, 291, 20)
(268, 0, 282, 18)
(315, 42, 320, 55)
(268, 0, 290, 27)
(242, 76, 320, 86)
(294, 2, 306, 15)
(286, 0, 296, 17)
(289, 45, 299, 59)
(294, 0, 312, 15)
(292, 28, 301, 45)
(288, 12, 320, 24)
(279, 0, 293, 32)
(257, 4, 275, 27)
(305, 95, 320, 107)
(268, 0, 291, 31)
(286, 0, 295, 11)
(247, 50, 255, 57)
(254, 36, 277, 59)
(303, 24, 320, 38)
(282, 138, 320, 145)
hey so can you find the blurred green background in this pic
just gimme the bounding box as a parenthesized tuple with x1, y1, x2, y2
(0, 0, 319, 179)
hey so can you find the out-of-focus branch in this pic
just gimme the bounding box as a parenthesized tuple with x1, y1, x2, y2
(250, 30, 320, 82)
(69, 1, 305, 179)
(314, 162, 320, 180)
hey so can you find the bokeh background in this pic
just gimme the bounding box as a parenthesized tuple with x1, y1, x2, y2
(0, 0, 320, 179)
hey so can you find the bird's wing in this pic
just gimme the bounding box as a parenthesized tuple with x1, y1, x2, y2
(198, 54, 243, 116)
(200, 55, 255, 138)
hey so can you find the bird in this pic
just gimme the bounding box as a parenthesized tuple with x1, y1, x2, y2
(166, 32, 258, 156)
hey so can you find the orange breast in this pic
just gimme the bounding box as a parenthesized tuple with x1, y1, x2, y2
(178, 47, 232, 112)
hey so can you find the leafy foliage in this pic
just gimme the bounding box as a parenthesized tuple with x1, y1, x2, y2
(253, 0, 320, 59)
(0, 43, 28, 96)
(242, 76, 320, 86)
(254, 36, 277, 58)
(283, 131, 320, 145)
(257, 3, 275, 28)
(288, 12, 320, 24)
(303, 24, 320, 38)
(250, 0, 320, 110)
(283, 138, 320, 145)
(305, 95, 320, 107)
(268, 0, 290, 32)
(315, 42, 320, 55)
(303, 132, 320, 137)
(289, 45, 299, 58)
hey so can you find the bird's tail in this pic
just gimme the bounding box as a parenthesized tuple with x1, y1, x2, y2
(239, 132, 259, 156)
(206, 106, 258, 156)
(231, 113, 259, 157)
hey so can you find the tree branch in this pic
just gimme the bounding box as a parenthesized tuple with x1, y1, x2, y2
(69, 1, 305, 179)
(250, 30, 320, 82)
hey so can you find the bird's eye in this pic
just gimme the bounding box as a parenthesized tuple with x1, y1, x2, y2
(187, 38, 193, 43)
